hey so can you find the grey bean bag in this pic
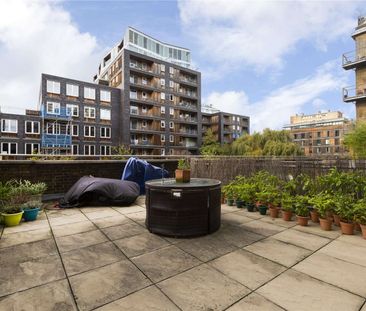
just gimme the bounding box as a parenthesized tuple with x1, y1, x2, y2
(59, 176, 140, 208)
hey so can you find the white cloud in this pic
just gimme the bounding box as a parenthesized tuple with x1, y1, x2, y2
(0, 0, 103, 114)
(204, 60, 349, 131)
(178, 0, 361, 71)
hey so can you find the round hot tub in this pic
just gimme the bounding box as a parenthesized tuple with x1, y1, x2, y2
(145, 178, 221, 238)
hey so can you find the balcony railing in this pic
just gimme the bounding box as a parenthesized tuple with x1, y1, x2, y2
(41, 134, 72, 148)
(179, 128, 198, 135)
(177, 101, 197, 111)
(343, 85, 366, 102)
(342, 48, 366, 69)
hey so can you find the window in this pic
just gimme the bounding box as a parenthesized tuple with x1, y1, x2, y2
(142, 77, 147, 85)
(169, 121, 174, 129)
(25, 143, 40, 155)
(130, 106, 138, 115)
(161, 120, 165, 128)
(46, 122, 60, 135)
(84, 87, 96, 100)
(100, 109, 111, 120)
(84, 126, 95, 137)
(335, 130, 340, 137)
(72, 124, 79, 136)
(327, 130, 330, 137)
(100, 145, 111, 156)
(142, 134, 147, 141)
(130, 90, 137, 99)
(170, 108, 174, 115)
(72, 145, 79, 155)
(142, 106, 147, 113)
(160, 64, 165, 72)
(25, 121, 40, 134)
(161, 149, 165, 156)
(169, 81, 174, 88)
(169, 67, 174, 74)
(1, 142, 17, 154)
(46, 102, 60, 115)
(160, 93, 165, 100)
(66, 104, 79, 117)
(317, 132, 321, 138)
(66, 84, 79, 97)
(84, 145, 95, 155)
(100, 90, 111, 102)
(142, 121, 147, 128)
(169, 94, 174, 101)
(169, 135, 174, 143)
(160, 79, 165, 87)
(84, 107, 96, 118)
(142, 92, 147, 99)
(100, 127, 111, 138)
(1, 119, 18, 133)
(130, 76, 135, 83)
(232, 125, 236, 130)
(160, 106, 166, 114)
(161, 134, 165, 142)
(232, 116, 236, 121)
(46, 80, 60, 94)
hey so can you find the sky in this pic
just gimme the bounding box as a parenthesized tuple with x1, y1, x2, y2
(0, 0, 365, 131)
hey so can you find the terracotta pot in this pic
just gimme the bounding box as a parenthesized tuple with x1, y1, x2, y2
(269, 207, 279, 218)
(354, 222, 361, 232)
(360, 224, 366, 239)
(319, 218, 332, 231)
(296, 215, 309, 226)
(175, 169, 190, 183)
(310, 210, 319, 223)
(340, 221, 354, 235)
(282, 210, 292, 221)
(255, 201, 261, 208)
(333, 214, 341, 226)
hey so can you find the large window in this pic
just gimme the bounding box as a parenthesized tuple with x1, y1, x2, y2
(66, 84, 79, 97)
(46, 102, 60, 115)
(46, 122, 60, 135)
(84, 87, 96, 100)
(100, 145, 111, 155)
(100, 90, 111, 102)
(100, 109, 111, 120)
(46, 80, 60, 94)
(84, 107, 96, 118)
(66, 104, 79, 117)
(25, 121, 40, 134)
(100, 127, 111, 138)
(130, 90, 137, 99)
(72, 144, 79, 155)
(130, 106, 138, 115)
(71, 124, 79, 137)
(84, 145, 95, 155)
(84, 126, 95, 137)
(1, 119, 18, 133)
(25, 143, 40, 155)
(1, 142, 17, 154)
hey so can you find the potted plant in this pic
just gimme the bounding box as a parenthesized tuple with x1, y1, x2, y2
(294, 195, 310, 226)
(175, 159, 190, 183)
(281, 193, 295, 221)
(22, 200, 42, 222)
(309, 207, 319, 223)
(353, 200, 366, 239)
(309, 193, 334, 231)
(236, 184, 251, 209)
(256, 191, 269, 215)
(337, 196, 355, 235)
(1, 204, 24, 227)
(223, 184, 235, 206)
(268, 191, 281, 218)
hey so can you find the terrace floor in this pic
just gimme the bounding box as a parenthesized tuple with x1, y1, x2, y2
(1, 198, 366, 311)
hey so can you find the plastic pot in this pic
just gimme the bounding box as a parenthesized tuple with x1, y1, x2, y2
(319, 218, 332, 231)
(1, 211, 24, 227)
(296, 215, 309, 226)
(340, 221, 354, 235)
(247, 203, 255, 212)
(236, 200, 245, 208)
(23, 207, 40, 222)
(258, 205, 268, 215)
(282, 210, 292, 221)
(227, 199, 234, 206)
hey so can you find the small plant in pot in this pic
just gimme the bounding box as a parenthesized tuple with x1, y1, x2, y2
(268, 191, 281, 218)
(256, 191, 269, 215)
(336, 196, 355, 235)
(353, 200, 366, 239)
(294, 195, 310, 226)
(223, 184, 235, 206)
(175, 159, 190, 183)
(281, 193, 295, 221)
(237, 184, 252, 209)
(309, 193, 334, 231)
(1, 204, 24, 227)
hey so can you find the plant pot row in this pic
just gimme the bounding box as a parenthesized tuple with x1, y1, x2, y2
(1, 207, 40, 227)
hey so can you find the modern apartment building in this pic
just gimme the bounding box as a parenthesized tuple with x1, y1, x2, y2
(343, 16, 366, 120)
(283, 111, 351, 155)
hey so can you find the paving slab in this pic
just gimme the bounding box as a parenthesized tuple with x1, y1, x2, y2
(294, 252, 366, 297)
(220, 204, 239, 213)
(336, 234, 366, 247)
(0, 228, 52, 248)
(221, 213, 254, 225)
(101, 222, 146, 240)
(114, 205, 145, 215)
(114, 232, 170, 258)
(257, 269, 364, 311)
(62, 241, 125, 276)
(177, 235, 237, 262)
(233, 210, 264, 219)
(293, 223, 342, 239)
(80, 207, 114, 213)
(125, 211, 146, 222)
(209, 249, 286, 289)
(2, 219, 49, 234)
(52, 220, 97, 237)
(0, 239, 57, 265)
(158, 264, 250, 311)
(319, 240, 366, 268)
(361, 302, 366, 311)
(83, 209, 121, 220)
(92, 214, 131, 228)
(259, 216, 297, 228)
(69, 260, 151, 311)
(215, 224, 265, 247)
(46, 208, 82, 218)
(48, 213, 88, 227)
(0, 254, 65, 297)
(132, 245, 201, 282)
(95, 285, 179, 311)
(272, 228, 330, 251)
(227, 292, 285, 311)
(241, 220, 286, 237)
(245, 238, 311, 267)
(56, 229, 107, 253)
(0, 279, 77, 311)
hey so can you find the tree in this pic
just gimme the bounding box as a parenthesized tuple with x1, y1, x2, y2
(200, 129, 226, 155)
(344, 122, 366, 158)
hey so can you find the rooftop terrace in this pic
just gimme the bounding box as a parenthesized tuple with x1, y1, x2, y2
(1, 197, 365, 311)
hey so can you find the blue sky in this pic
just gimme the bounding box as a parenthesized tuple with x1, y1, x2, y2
(0, 0, 364, 131)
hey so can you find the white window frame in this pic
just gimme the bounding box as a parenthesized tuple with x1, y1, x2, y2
(71, 124, 79, 137)
(142, 134, 147, 141)
(130, 106, 138, 115)
(160, 92, 165, 100)
(66, 84, 79, 97)
(160, 134, 165, 142)
(142, 106, 147, 113)
(100, 90, 111, 102)
(160, 64, 165, 72)
(161, 148, 165, 156)
(84, 145, 95, 155)
(130, 90, 137, 99)
(72, 144, 79, 155)
(66, 104, 79, 117)
(142, 91, 147, 99)
(100, 127, 111, 138)
(142, 77, 147, 85)
(25, 143, 40, 155)
(142, 121, 147, 128)
(1, 142, 17, 154)
(169, 108, 174, 115)
(169, 135, 174, 143)
(46, 80, 60, 94)
(169, 121, 174, 129)
(100, 145, 111, 156)
(169, 94, 174, 101)
(46, 122, 61, 135)
(161, 120, 165, 128)
(46, 101, 60, 115)
(100, 109, 111, 120)
(160, 79, 165, 86)
(160, 106, 166, 114)
(169, 81, 174, 88)
(130, 76, 135, 84)
(1, 119, 18, 133)
(84, 125, 96, 137)
(84, 107, 96, 119)
(25, 121, 40, 134)
(84, 87, 96, 100)
(169, 67, 174, 74)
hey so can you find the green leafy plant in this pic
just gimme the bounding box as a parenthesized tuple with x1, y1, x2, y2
(308, 193, 335, 219)
(177, 159, 190, 170)
(353, 200, 366, 225)
(281, 192, 295, 212)
(294, 195, 310, 217)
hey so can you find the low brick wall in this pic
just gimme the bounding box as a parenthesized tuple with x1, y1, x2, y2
(0, 160, 178, 194)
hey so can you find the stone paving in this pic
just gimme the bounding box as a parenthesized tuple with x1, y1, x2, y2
(1, 197, 366, 311)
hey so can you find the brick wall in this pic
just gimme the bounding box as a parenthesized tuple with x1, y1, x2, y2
(0, 159, 178, 194)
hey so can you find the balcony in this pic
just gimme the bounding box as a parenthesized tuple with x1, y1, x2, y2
(176, 101, 197, 111)
(179, 128, 198, 136)
(41, 134, 72, 148)
(342, 48, 366, 70)
(178, 88, 197, 99)
(343, 85, 366, 102)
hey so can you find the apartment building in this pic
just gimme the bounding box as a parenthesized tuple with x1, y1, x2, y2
(283, 111, 351, 155)
(202, 106, 250, 144)
(343, 16, 366, 120)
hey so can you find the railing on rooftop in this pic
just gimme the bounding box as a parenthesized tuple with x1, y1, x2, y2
(343, 85, 366, 102)
(342, 48, 366, 69)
